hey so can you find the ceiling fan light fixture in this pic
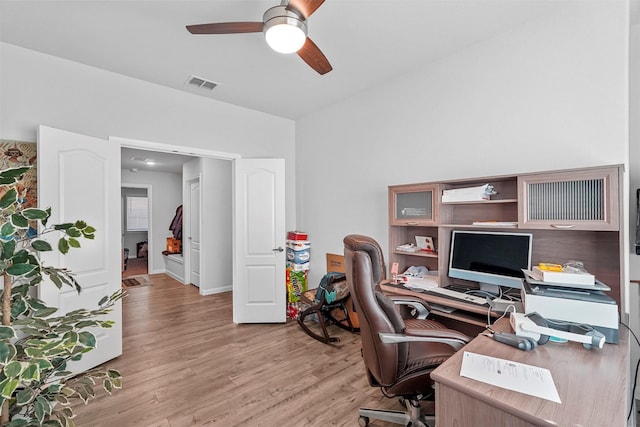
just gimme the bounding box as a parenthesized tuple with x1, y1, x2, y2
(263, 6, 307, 54)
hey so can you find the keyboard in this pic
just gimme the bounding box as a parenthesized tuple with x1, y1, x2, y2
(427, 287, 488, 305)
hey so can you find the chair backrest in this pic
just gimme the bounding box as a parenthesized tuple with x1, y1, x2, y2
(344, 234, 407, 387)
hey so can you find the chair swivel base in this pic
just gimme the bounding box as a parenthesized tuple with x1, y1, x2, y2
(358, 401, 434, 427)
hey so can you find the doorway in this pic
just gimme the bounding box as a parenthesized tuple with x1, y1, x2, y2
(117, 137, 237, 296)
(121, 186, 150, 278)
(188, 177, 201, 288)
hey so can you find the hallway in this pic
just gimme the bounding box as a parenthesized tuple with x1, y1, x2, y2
(122, 257, 147, 278)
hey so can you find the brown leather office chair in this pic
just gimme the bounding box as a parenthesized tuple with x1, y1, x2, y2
(344, 234, 470, 427)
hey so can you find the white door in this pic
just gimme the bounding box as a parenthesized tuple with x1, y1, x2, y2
(189, 179, 201, 287)
(37, 125, 122, 372)
(233, 159, 286, 323)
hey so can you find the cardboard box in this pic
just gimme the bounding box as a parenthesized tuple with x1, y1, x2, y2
(166, 237, 181, 254)
(326, 253, 345, 273)
(287, 231, 308, 240)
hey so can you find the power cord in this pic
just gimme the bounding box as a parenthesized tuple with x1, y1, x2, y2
(620, 321, 640, 422)
(486, 303, 517, 330)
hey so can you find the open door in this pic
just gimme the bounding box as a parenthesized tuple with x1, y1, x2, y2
(233, 159, 286, 323)
(189, 179, 201, 287)
(37, 125, 122, 372)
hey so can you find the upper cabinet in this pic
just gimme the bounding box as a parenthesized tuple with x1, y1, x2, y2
(389, 183, 438, 226)
(518, 166, 621, 231)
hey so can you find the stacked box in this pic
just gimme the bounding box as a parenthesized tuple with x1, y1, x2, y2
(286, 239, 310, 271)
(286, 232, 310, 317)
(286, 268, 308, 303)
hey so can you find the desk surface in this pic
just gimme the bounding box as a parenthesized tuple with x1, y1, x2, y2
(380, 283, 500, 329)
(431, 319, 629, 426)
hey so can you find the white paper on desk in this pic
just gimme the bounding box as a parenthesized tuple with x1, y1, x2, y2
(460, 351, 561, 403)
(402, 277, 438, 290)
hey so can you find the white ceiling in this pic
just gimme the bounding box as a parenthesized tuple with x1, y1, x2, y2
(4, 0, 633, 173)
(121, 147, 197, 174)
(0, 0, 574, 121)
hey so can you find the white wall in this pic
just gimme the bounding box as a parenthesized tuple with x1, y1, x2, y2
(121, 169, 182, 274)
(0, 42, 297, 233)
(296, 1, 629, 287)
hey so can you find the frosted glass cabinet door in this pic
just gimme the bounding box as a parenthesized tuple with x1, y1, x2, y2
(518, 166, 621, 231)
(389, 184, 438, 226)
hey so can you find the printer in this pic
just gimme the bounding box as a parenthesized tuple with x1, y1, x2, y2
(521, 280, 619, 343)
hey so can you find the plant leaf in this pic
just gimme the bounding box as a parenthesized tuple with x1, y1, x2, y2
(31, 239, 53, 252)
(11, 249, 29, 263)
(3, 361, 23, 378)
(0, 221, 16, 239)
(11, 298, 27, 317)
(33, 307, 58, 318)
(21, 363, 40, 382)
(16, 389, 34, 405)
(67, 237, 80, 248)
(0, 326, 16, 340)
(21, 208, 49, 220)
(10, 213, 28, 228)
(58, 238, 70, 255)
(7, 263, 37, 277)
(0, 342, 16, 364)
(1, 239, 15, 259)
(0, 166, 30, 181)
(35, 396, 46, 423)
(66, 228, 81, 238)
(78, 331, 96, 348)
(0, 188, 17, 209)
(0, 378, 19, 399)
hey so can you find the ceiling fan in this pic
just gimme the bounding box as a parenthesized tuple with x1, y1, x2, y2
(186, 0, 332, 75)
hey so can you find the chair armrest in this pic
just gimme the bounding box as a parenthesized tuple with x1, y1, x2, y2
(388, 295, 430, 319)
(378, 331, 470, 351)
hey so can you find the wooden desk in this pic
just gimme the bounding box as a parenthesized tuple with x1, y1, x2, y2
(431, 319, 629, 426)
(380, 283, 501, 336)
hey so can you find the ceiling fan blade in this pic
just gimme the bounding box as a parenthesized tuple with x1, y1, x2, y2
(286, 0, 325, 19)
(186, 22, 263, 35)
(297, 37, 332, 75)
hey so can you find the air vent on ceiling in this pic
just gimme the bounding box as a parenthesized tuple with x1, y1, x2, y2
(186, 75, 219, 91)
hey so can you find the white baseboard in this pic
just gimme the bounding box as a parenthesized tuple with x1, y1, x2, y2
(164, 269, 185, 283)
(200, 286, 232, 296)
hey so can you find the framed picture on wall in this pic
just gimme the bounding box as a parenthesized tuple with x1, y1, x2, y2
(0, 140, 37, 205)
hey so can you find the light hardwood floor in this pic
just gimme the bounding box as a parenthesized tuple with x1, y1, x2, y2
(73, 274, 407, 426)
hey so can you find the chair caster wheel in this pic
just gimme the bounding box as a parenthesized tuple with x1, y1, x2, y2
(358, 416, 370, 426)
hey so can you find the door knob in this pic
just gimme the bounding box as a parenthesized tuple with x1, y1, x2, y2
(272, 247, 284, 252)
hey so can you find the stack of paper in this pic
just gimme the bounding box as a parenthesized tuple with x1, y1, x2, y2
(529, 266, 595, 286)
(442, 183, 497, 203)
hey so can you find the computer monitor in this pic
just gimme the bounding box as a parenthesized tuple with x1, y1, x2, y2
(448, 230, 533, 293)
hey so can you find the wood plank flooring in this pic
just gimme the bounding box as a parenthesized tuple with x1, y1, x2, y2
(72, 274, 407, 426)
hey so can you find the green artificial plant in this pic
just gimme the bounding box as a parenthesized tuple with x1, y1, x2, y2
(0, 166, 123, 427)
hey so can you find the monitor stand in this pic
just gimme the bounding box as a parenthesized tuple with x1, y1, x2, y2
(479, 282, 500, 295)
